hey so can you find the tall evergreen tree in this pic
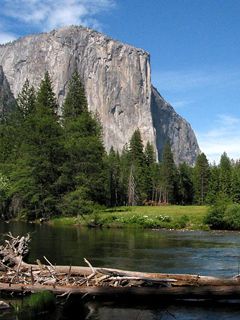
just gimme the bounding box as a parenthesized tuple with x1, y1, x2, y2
(161, 143, 178, 203)
(219, 152, 232, 197)
(127, 129, 147, 204)
(8, 74, 63, 219)
(178, 162, 194, 205)
(144, 142, 156, 201)
(106, 147, 122, 207)
(193, 153, 210, 204)
(206, 163, 220, 204)
(63, 71, 88, 119)
(17, 79, 36, 117)
(35, 71, 58, 115)
(60, 72, 105, 213)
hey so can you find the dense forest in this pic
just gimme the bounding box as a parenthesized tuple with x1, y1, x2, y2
(0, 72, 240, 222)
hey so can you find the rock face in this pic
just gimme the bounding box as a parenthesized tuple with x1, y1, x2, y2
(151, 87, 200, 165)
(0, 66, 16, 119)
(0, 25, 200, 164)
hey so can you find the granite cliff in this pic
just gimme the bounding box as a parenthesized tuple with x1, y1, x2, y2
(0, 66, 16, 119)
(0, 26, 200, 164)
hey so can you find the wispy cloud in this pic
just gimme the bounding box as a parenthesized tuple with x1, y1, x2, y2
(0, 0, 115, 43)
(152, 69, 240, 92)
(197, 114, 240, 163)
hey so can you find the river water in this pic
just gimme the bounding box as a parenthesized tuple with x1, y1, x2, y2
(1, 222, 240, 319)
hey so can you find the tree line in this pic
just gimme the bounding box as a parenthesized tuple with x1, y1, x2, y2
(0, 72, 239, 220)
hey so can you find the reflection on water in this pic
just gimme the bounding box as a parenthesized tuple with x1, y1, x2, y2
(1, 222, 240, 319)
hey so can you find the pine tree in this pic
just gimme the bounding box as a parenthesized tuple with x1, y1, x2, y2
(219, 152, 232, 197)
(106, 147, 122, 207)
(193, 153, 210, 204)
(144, 142, 156, 201)
(161, 143, 178, 203)
(206, 163, 220, 204)
(60, 72, 106, 213)
(36, 71, 58, 115)
(129, 129, 145, 165)
(128, 129, 147, 204)
(178, 162, 194, 205)
(9, 74, 63, 219)
(62, 71, 88, 119)
(231, 161, 240, 203)
(17, 79, 36, 117)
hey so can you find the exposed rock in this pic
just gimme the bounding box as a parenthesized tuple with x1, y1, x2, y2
(0, 25, 200, 164)
(0, 66, 16, 119)
(151, 86, 200, 165)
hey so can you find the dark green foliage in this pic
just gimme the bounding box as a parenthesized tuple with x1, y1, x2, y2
(60, 187, 94, 216)
(178, 163, 194, 205)
(62, 71, 88, 119)
(36, 71, 58, 115)
(161, 143, 178, 203)
(193, 153, 210, 204)
(127, 130, 147, 204)
(206, 163, 220, 204)
(205, 201, 240, 231)
(60, 71, 106, 209)
(8, 73, 63, 219)
(106, 148, 122, 207)
(219, 152, 232, 197)
(17, 79, 36, 117)
(204, 196, 231, 229)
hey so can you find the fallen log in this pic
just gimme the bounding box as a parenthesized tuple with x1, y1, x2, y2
(2, 283, 240, 301)
(1, 233, 240, 301)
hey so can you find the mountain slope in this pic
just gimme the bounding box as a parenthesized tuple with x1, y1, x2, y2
(0, 26, 200, 164)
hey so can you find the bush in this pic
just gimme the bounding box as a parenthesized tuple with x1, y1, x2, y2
(223, 204, 240, 230)
(176, 215, 190, 228)
(204, 198, 230, 229)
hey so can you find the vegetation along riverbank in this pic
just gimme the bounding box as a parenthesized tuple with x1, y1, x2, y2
(50, 205, 208, 230)
(1, 71, 240, 232)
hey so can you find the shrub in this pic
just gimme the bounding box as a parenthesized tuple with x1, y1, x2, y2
(204, 198, 231, 229)
(223, 204, 240, 230)
(176, 215, 190, 228)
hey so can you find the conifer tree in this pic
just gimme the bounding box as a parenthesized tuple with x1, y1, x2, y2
(36, 71, 58, 115)
(9, 74, 63, 219)
(178, 162, 193, 205)
(193, 153, 210, 204)
(106, 147, 122, 207)
(63, 71, 88, 119)
(219, 152, 232, 197)
(128, 129, 147, 204)
(206, 163, 220, 204)
(144, 142, 156, 201)
(17, 79, 36, 117)
(161, 143, 178, 203)
(61, 72, 105, 213)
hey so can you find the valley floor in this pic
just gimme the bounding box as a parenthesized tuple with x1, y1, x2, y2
(50, 205, 209, 230)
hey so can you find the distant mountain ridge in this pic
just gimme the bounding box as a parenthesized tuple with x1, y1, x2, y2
(0, 25, 200, 164)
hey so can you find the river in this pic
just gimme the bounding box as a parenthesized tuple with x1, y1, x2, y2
(1, 222, 240, 319)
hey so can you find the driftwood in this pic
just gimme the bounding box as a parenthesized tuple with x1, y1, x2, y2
(1, 233, 240, 301)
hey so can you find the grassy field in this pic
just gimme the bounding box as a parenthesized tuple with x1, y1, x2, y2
(50, 205, 209, 230)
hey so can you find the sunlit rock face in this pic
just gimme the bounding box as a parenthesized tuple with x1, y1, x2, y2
(0, 26, 200, 164)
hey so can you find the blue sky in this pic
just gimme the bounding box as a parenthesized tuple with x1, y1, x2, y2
(0, 0, 239, 162)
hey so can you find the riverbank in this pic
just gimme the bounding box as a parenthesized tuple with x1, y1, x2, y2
(50, 205, 209, 230)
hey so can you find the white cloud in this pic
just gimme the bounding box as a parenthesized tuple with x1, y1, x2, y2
(1, 0, 115, 31)
(197, 114, 240, 163)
